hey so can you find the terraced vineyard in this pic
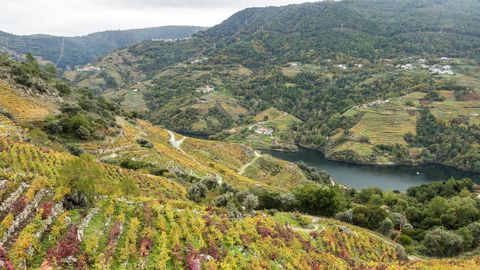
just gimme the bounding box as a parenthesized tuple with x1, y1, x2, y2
(0, 115, 21, 138)
(329, 87, 480, 165)
(0, 183, 406, 269)
(0, 139, 186, 201)
(79, 117, 305, 192)
(0, 81, 58, 124)
(0, 171, 475, 269)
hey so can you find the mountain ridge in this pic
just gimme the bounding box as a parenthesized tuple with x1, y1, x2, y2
(0, 25, 207, 68)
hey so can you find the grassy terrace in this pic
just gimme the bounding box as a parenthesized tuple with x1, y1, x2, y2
(0, 81, 56, 123)
(329, 85, 480, 164)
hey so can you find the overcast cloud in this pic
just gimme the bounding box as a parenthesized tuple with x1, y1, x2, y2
(0, 0, 309, 36)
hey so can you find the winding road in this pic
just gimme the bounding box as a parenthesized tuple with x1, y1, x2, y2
(166, 130, 224, 184)
(167, 130, 186, 153)
(238, 151, 263, 175)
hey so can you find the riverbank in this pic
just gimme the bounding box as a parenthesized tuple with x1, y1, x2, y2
(175, 129, 480, 178)
(264, 146, 480, 191)
(296, 143, 480, 176)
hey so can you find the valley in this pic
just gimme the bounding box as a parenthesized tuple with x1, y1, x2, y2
(1, 0, 480, 269)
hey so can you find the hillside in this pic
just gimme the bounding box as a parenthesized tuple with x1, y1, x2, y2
(221, 107, 302, 151)
(2, 54, 480, 268)
(0, 26, 207, 68)
(67, 0, 480, 173)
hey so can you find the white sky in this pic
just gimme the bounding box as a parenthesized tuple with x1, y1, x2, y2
(0, 0, 310, 36)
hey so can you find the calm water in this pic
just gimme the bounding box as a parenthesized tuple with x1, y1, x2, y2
(264, 147, 480, 191)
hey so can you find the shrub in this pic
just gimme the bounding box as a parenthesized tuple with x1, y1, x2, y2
(202, 177, 218, 190)
(277, 192, 297, 211)
(28, 128, 50, 146)
(294, 184, 348, 217)
(378, 218, 394, 237)
(398, 235, 414, 246)
(65, 144, 84, 156)
(57, 154, 123, 204)
(214, 192, 234, 207)
(242, 194, 259, 212)
(422, 228, 464, 257)
(422, 91, 445, 102)
(351, 206, 388, 230)
(76, 126, 91, 140)
(188, 182, 207, 202)
(136, 138, 153, 149)
(335, 209, 353, 223)
(55, 81, 71, 96)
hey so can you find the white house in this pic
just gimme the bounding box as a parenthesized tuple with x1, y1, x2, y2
(196, 85, 215, 94)
(430, 65, 454, 75)
(255, 127, 274, 136)
(77, 64, 102, 72)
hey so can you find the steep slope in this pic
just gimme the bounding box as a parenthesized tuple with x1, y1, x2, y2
(0, 26, 207, 68)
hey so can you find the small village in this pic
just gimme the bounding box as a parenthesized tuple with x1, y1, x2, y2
(76, 64, 103, 72)
(396, 57, 455, 75)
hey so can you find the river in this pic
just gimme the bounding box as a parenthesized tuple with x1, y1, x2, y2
(264, 147, 480, 191)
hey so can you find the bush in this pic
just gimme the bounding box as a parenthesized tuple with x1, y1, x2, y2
(294, 184, 348, 217)
(242, 194, 259, 212)
(28, 128, 50, 146)
(57, 154, 133, 205)
(398, 235, 414, 246)
(220, 183, 237, 194)
(214, 192, 234, 207)
(277, 192, 297, 211)
(404, 100, 415, 106)
(55, 81, 72, 96)
(66, 144, 84, 156)
(378, 218, 394, 237)
(188, 182, 207, 202)
(422, 228, 464, 257)
(335, 209, 353, 223)
(136, 138, 153, 149)
(76, 126, 91, 140)
(251, 187, 280, 209)
(202, 177, 218, 190)
(422, 91, 445, 102)
(351, 206, 388, 230)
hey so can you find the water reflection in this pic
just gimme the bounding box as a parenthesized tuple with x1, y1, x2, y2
(264, 147, 480, 191)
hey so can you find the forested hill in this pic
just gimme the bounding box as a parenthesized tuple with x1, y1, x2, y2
(90, 0, 480, 76)
(0, 26, 207, 68)
(197, 0, 480, 66)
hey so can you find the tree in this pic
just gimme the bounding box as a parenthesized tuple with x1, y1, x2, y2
(43, 63, 57, 80)
(351, 206, 387, 230)
(25, 53, 40, 75)
(422, 228, 464, 257)
(378, 218, 394, 237)
(57, 154, 116, 205)
(277, 192, 297, 211)
(294, 184, 347, 217)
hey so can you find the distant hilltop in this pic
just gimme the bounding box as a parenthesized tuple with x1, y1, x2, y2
(0, 26, 207, 68)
